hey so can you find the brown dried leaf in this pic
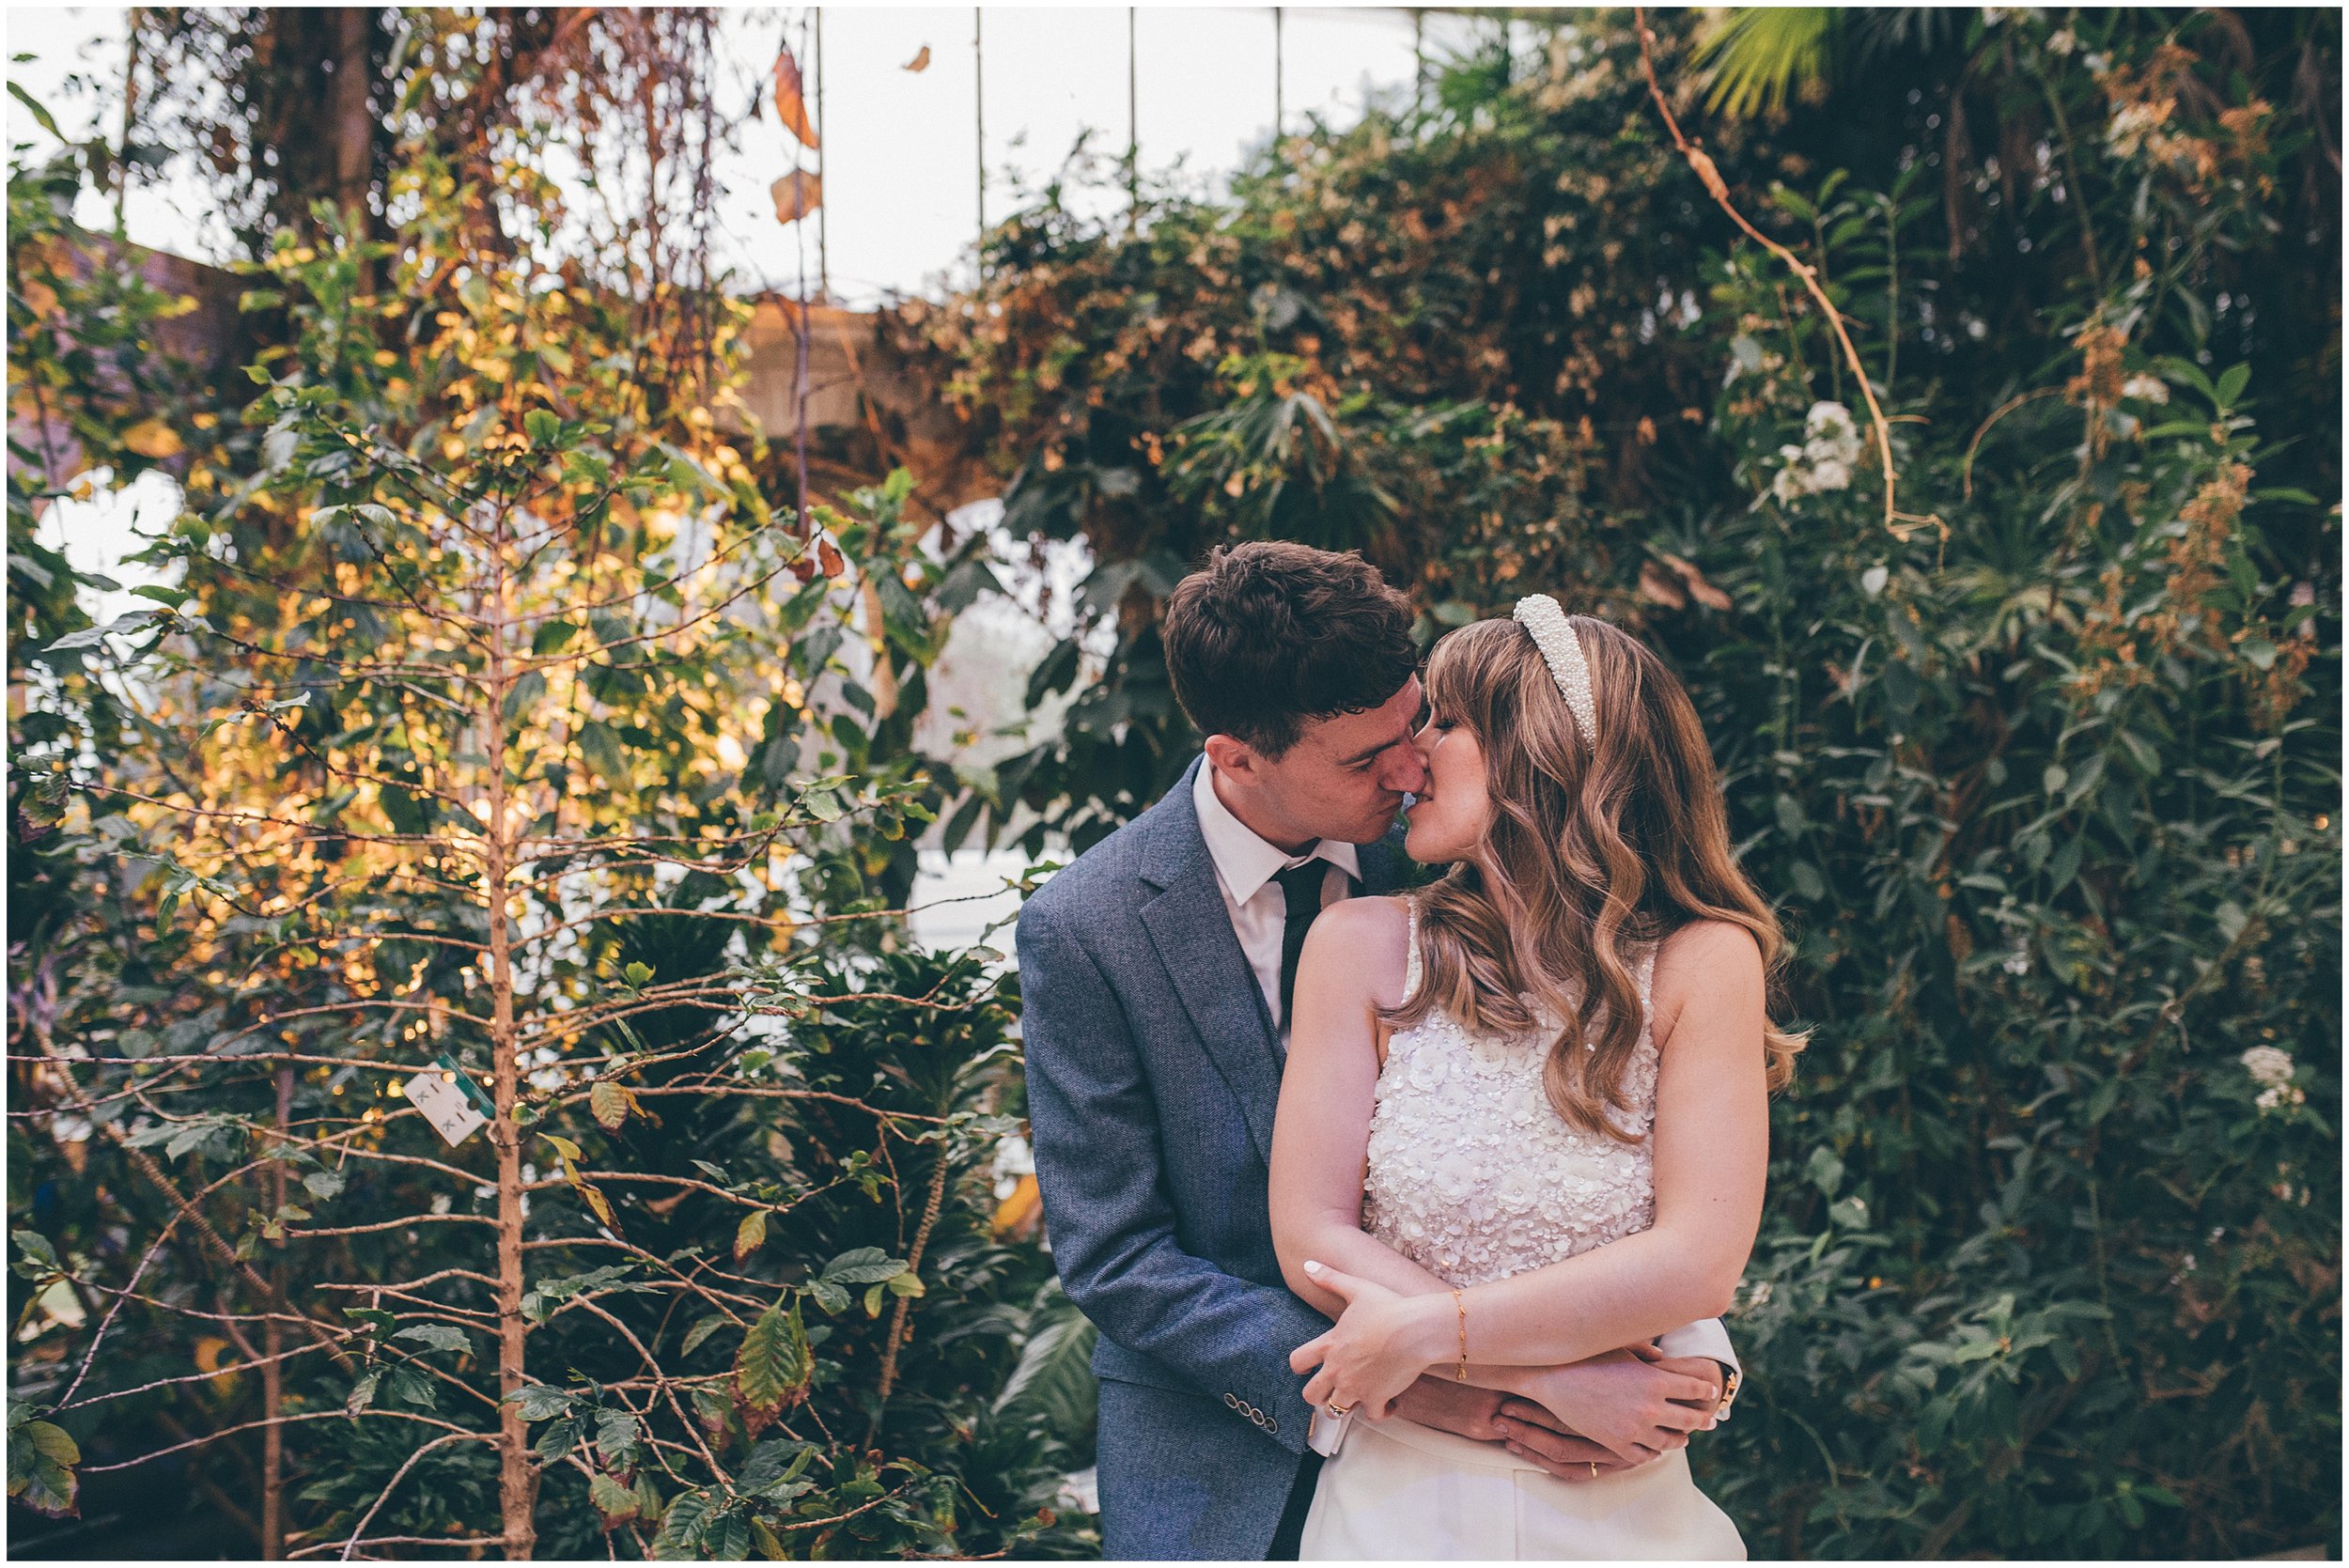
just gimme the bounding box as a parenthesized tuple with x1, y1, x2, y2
(771, 170, 822, 225)
(1660, 551, 1734, 612)
(772, 46, 820, 148)
(902, 44, 931, 72)
(1638, 560, 1688, 609)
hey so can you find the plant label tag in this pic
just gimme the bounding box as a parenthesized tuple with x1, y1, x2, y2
(406, 1068, 488, 1147)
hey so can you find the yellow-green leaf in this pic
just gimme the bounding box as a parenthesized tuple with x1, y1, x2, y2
(590, 1079, 631, 1130)
(734, 1300, 812, 1432)
(589, 1469, 640, 1525)
(734, 1209, 768, 1263)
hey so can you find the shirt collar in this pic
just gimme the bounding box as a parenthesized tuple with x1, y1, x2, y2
(1192, 758, 1361, 907)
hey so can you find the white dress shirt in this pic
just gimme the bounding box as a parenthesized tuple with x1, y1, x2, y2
(1191, 759, 1360, 1039)
(1190, 761, 1738, 1458)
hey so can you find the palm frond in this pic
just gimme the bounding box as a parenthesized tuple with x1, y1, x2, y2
(1691, 8, 1838, 119)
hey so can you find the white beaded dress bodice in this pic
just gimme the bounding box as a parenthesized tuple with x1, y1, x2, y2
(1361, 908, 1662, 1288)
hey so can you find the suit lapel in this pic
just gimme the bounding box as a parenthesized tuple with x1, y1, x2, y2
(1137, 759, 1285, 1168)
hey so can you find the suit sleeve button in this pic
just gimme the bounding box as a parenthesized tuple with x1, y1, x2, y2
(1267, 1418, 1279, 1434)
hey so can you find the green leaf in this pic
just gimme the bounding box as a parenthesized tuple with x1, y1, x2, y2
(524, 409, 562, 447)
(590, 1079, 631, 1130)
(533, 1417, 578, 1461)
(506, 1383, 574, 1422)
(2214, 363, 2250, 410)
(577, 720, 628, 784)
(707, 1511, 750, 1560)
(650, 1487, 714, 1559)
(392, 1323, 470, 1354)
(734, 1300, 812, 1425)
(381, 1366, 437, 1408)
(301, 1169, 346, 1202)
(540, 1133, 583, 1161)
(734, 1208, 768, 1263)
(594, 1406, 640, 1463)
(589, 1469, 640, 1526)
(819, 1246, 907, 1285)
(623, 960, 654, 987)
(992, 1306, 1099, 1444)
(502, 670, 548, 722)
(7, 1418, 79, 1517)
(12, 1231, 61, 1280)
(680, 1315, 733, 1358)
(8, 83, 64, 142)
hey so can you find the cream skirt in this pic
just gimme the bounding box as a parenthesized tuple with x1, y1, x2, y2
(1298, 1414, 1746, 1561)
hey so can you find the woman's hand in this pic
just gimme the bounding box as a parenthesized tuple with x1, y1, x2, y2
(1287, 1261, 1452, 1420)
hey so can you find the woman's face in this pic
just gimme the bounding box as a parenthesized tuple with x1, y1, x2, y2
(1402, 698, 1493, 863)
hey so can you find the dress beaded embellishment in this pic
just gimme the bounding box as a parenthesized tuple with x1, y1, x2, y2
(1362, 907, 1663, 1287)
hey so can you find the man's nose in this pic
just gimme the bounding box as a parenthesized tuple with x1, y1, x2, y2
(1381, 745, 1429, 794)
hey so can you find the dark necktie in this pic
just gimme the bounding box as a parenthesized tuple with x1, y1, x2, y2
(1273, 860, 1332, 1032)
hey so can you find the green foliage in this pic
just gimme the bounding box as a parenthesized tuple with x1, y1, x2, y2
(900, 9, 2341, 1558)
(8, 80, 1091, 1562)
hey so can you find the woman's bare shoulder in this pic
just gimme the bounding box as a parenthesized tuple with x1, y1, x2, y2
(1299, 894, 1416, 1007)
(1651, 919, 1765, 1018)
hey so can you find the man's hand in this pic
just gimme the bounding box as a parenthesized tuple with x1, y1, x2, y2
(1385, 1374, 1513, 1441)
(1505, 1347, 1719, 1466)
(1487, 1406, 1650, 1481)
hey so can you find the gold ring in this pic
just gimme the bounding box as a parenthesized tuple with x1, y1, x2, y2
(1325, 1402, 1355, 1418)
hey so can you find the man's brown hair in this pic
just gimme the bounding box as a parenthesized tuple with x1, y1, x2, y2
(1160, 541, 1419, 758)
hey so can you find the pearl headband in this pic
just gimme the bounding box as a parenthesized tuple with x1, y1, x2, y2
(1512, 595, 1597, 749)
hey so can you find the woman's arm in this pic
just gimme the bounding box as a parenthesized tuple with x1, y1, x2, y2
(1293, 921, 1770, 1412)
(1268, 897, 1450, 1316)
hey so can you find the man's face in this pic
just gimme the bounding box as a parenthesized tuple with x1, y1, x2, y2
(1206, 677, 1428, 848)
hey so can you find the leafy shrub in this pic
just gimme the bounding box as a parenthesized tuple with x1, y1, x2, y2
(897, 10, 2341, 1557)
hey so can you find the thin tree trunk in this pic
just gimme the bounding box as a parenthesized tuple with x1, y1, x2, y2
(329, 8, 374, 231)
(262, 1063, 292, 1559)
(484, 529, 536, 1558)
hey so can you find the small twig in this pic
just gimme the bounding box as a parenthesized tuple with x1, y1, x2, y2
(1962, 386, 2066, 500)
(1633, 10, 1944, 544)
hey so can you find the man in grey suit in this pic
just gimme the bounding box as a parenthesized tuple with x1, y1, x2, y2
(1019, 543, 1738, 1560)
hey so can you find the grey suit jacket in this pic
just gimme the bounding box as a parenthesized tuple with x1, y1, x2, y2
(1018, 755, 1405, 1560)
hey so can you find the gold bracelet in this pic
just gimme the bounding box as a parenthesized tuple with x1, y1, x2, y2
(1451, 1288, 1469, 1382)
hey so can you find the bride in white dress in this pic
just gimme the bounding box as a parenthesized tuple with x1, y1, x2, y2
(1268, 598, 1806, 1560)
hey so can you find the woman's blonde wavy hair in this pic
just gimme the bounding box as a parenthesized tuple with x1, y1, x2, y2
(1381, 613, 1806, 1139)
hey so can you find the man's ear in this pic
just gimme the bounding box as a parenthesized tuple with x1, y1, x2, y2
(1203, 734, 1257, 780)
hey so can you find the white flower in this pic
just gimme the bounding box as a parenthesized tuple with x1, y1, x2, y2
(1807, 458, 1853, 493)
(2120, 373, 2170, 404)
(1805, 399, 1859, 443)
(2083, 51, 2111, 73)
(2047, 27, 2077, 54)
(2001, 943, 2032, 976)
(1771, 464, 1807, 505)
(1054, 1467, 1100, 1514)
(2240, 1045, 2295, 1089)
(991, 1132, 1034, 1200)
